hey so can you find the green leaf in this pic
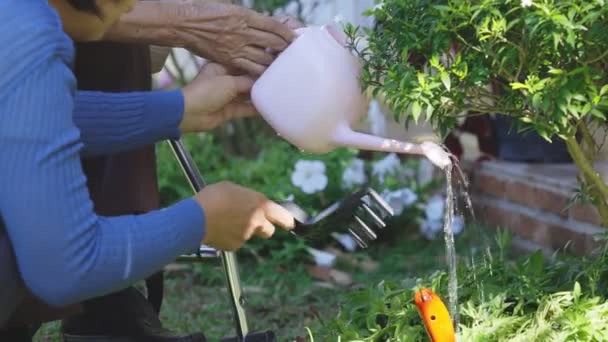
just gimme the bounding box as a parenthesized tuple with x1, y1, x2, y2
(582, 103, 592, 115)
(573, 281, 581, 301)
(441, 72, 451, 91)
(532, 93, 542, 109)
(590, 109, 605, 120)
(527, 250, 544, 275)
(521, 116, 534, 123)
(548, 68, 564, 75)
(511, 82, 528, 90)
(417, 73, 427, 88)
(538, 130, 552, 143)
(411, 101, 422, 123)
(433, 5, 450, 12)
(426, 104, 434, 120)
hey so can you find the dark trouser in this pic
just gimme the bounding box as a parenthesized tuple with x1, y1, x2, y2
(1, 225, 81, 339)
(73, 41, 164, 311)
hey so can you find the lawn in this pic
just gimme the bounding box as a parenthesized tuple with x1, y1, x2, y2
(34, 223, 490, 341)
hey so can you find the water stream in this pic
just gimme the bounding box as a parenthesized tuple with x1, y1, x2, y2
(443, 166, 459, 331)
(443, 159, 475, 336)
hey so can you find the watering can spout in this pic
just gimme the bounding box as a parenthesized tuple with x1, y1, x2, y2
(332, 127, 453, 170)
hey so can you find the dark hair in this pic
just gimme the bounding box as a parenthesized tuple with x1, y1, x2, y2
(66, 0, 100, 15)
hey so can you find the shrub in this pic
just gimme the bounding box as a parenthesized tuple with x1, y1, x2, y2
(344, 0, 608, 226)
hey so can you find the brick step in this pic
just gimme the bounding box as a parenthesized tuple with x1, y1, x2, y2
(469, 161, 602, 226)
(474, 194, 604, 255)
(463, 160, 607, 256)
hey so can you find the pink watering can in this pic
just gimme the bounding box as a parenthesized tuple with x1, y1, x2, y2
(251, 24, 452, 170)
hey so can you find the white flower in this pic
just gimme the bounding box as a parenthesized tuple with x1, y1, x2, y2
(307, 247, 336, 267)
(521, 0, 533, 7)
(342, 158, 367, 189)
(424, 195, 445, 221)
(420, 219, 443, 240)
(291, 160, 328, 194)
(372, 153, 400, 182)
(381, 188, 418, 215)
(373, 2, 385, 11)
(368, 100, 387, 136)
(419, 195, 465, 240)
(417, 159, 435, 186)
(402, 188, 418, 206)
(451, 215, 465, 236)
(333, 14, 345, 24)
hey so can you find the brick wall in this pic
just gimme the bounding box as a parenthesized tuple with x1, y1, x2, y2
(466, 161, 607, 256)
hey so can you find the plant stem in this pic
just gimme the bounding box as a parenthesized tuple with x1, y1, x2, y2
(585, 50, 608, 66)
(579, 120, 598, 162)
(565, 136, 608, 227)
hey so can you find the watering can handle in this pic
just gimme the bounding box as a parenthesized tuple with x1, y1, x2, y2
(291, 24, 347, 45)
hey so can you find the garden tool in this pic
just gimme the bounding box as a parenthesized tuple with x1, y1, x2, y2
(281, 188, 394, 249)
(168, 139, 395, 340)
(168, 139, 274, 342)
(414, 288, 456, 342)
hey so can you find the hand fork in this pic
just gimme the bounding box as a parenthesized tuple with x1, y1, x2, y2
(168, 138, 394, 341)
(281, 188, 394, 248)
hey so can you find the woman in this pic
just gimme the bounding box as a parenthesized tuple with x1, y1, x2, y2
(0, 0, 295, 332)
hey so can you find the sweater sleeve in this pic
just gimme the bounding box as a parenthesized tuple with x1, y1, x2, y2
(0, 52, 206, 307)
(73, 90, 185, 157)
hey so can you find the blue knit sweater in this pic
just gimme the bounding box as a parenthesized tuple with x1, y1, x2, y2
(0, 0, 206, 324)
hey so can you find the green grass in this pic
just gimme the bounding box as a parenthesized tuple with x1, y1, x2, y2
(33, 224, 490, 341)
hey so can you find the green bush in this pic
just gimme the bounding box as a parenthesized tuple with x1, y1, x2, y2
(311, 230, 608, 341)
(345, 0, 608, 226)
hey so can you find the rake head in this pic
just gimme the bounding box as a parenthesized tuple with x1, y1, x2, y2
(282, 188, 394, 248)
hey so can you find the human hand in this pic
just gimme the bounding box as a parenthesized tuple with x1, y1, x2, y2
(179, 62, 257, 133)
(273, 14, 305, 31)
(194, 181, 295, 251)
(174, 2, 299, 75)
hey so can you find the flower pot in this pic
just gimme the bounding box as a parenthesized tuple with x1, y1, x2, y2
(491, 116, 571, 163)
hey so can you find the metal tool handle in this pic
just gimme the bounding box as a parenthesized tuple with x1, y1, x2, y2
(168, 139, 249, 338)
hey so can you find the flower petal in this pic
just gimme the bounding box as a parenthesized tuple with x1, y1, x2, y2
(291, 169, 307, 187)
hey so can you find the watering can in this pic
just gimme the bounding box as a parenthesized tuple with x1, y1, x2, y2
(251, 24, 452, 170)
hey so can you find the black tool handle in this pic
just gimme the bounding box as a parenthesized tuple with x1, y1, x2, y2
(168, 139, 249, 339)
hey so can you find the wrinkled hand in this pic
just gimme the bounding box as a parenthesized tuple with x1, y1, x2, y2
(273, 14, 306, 31)
(179, 62, 256, 133)
(194, 181, 295, 251)
(176, 2, 303, 75)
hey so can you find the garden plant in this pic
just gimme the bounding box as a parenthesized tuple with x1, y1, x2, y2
(345, 0, 608, 225)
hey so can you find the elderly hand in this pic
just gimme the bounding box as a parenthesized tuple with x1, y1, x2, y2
(104, 1, 305, 75)
(195, 181, 295, 251)
(169, 2, 304, 75)
(179, 62, 256, 133)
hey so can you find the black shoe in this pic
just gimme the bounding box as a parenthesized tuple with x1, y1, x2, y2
(61, 287, 206, 342)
